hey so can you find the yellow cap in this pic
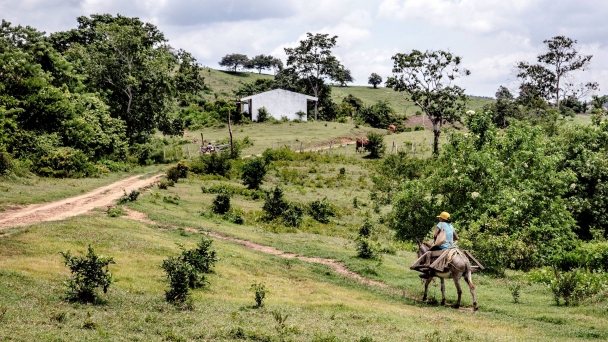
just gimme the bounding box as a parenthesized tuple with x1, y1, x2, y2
(437, 212, 450, 220)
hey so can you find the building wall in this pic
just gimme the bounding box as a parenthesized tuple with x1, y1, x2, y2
(250, 90, 309, 121)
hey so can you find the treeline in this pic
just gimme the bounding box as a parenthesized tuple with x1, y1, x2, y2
(0, 15, 207, 177)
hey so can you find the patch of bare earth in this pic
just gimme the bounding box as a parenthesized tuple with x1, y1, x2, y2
(0, 174, 162, 229)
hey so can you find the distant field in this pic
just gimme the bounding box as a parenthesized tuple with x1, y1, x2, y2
(203, 68, 494, 118)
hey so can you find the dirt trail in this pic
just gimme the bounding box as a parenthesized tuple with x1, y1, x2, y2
(0, 174, 162, 229)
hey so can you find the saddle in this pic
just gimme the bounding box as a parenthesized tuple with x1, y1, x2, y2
(410, 247, 484, 273)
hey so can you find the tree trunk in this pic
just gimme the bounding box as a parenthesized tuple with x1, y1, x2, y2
(228, 110, 234, 157)
(432, 120, 440, 155)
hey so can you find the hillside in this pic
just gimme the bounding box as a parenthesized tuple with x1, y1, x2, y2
(204, 68, 494, 117)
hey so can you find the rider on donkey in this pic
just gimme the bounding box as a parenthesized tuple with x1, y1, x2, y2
(419, 211, 459, 278)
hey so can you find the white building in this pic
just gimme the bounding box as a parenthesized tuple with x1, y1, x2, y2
(239, 89, 317, 121)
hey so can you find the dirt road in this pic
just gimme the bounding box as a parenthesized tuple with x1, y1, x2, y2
(0, 174, 162, 229)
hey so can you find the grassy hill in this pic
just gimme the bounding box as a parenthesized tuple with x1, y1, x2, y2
(203, 69, 493, 117)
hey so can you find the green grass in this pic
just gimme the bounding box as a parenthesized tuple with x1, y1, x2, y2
(202, 68, 274, 101)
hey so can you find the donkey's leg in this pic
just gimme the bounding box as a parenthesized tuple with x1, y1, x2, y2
(422, 277, 432, 301)
(440, 278, 446, 306)
(452, 272, 463, 309)
(464, 270, 478, 311)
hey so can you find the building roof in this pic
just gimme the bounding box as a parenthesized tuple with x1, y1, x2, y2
(240, 89, 317, 101)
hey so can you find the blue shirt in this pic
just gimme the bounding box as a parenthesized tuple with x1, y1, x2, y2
(437, 222, 455, 249)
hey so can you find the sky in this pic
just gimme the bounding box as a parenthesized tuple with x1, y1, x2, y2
(2, 0, 608, 97)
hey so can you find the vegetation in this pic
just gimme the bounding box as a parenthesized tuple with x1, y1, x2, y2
(60, 246, 115, 303)
(364, 131, 386, 158)
(241, 157, 266, 189)
(368, 73, 383, 89)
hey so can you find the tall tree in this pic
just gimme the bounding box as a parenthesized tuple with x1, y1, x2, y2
(219, 53, 249, 73)
(332, 66, 354, 87)
(516, 36, 597, 109)
(284, 33, 342, 120)
(246, 54, 274, 74)
(51, 14, 205, 143)
(368, 73, 382, 89)
(386, 50, 470, 155)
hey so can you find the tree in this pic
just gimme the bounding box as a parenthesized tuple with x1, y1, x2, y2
(386, 50, 470, 155)
(516, 36, 597, 109)
(284, 33, 342, 120)
(271, 57, 283, 74)
(485, 86, 522, 128)
(241, 157, 266, 189)
(368, 73, 382, 89)
(332, 66, 354, 87)
(357, 100, 396, 129)
(246, 54, 274, 74)
(219, 53, 249, 73)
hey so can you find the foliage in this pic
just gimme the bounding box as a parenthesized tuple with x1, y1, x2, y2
(364, 131, 386, 158)
(483, 86, 523, 128)
(162, 195, 180, 205)
(166, 161, 190, 183)
(515, 36, 596, 109)
(0, 151, 12, 175)
(357, 101, 398, 129)
(161, 256, 195, 306)
(193, 153, 232, 178)
(389, 180, 438, 242)
(158, 178, 174, 189)
(219, 53, 249, 73)
(284, 32, 343, 120)
(308, 197, 336, 224)
(371, 151, 426, 205)
(106, 206, 126, 217)
(368, 73, 383, 89)
(257, 107, 270, 123)
(386, 49, 470, 154)
(251, 283, 266, 308)
(201, 183, 265, 200)
(245, 54, 276, 74)
(282, 203, 304, 227)
(35, 147, 98, 178)
(60, 246, 115, 303)
(263, 186, 289, 221)
(356, 220, 382, 260)
(332, 66, 354, 87)
(118, 190, 140, 204)
(212, 193, 231, 214)
(235, 79, 274, 98)
(241, 157, 266, 189)
(179, 235, 218, 277)
(550, 268, 605, 306)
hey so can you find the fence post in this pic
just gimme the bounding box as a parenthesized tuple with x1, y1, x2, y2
(300, 142, 303, 153)
(187, 146, 191, 159)
(163, 147, 166, 161)
(392, 141, 395, 153)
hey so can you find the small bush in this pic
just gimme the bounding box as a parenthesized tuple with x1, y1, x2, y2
(508, 281, 524, 304)
(282, 203, 304, 227)
(241, 157, 266, 189)
(166, 161, 189, 182)
(356, 221, 382, 260)
(308, 198, 335, 224)
(178, 236, 218, 288)
(158, 178, 174, 189)
(163, 195, 180, 205)
(161, 256, 195, 306)
(107, 206, 126, 217)
(0, 151, 12, 175)
(60, 246, 115, 303)
(201, 184, 265, 200)
(251, 283, 266, 308)
(117, 190, 140, 204)
(257, 107, 270, 122)
(263, 186, 288, 220)
(339, 167, 346, 175)
(295, 110, 306, 120)
(414, 125, 425, 131)
(212, 193, 231, 214)
(364, 131, 385, 158)
(193, 153, 232, 178)
(223, 207, 245, 224)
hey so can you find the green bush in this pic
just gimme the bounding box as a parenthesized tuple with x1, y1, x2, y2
(166, 161, 189, 182)
(356, 221, 382, 260)
(257, 107, 269, 122)
(161, 256, 195, 306)
(241, 157, 266, 189)
(60, 246, 115, 303)
(550, 268, 605, 306)
(106, 206, 126, 217)
(308, 198, 335, 224)
(192, 153, 232, 178)
(364, 131, 385, 158)
(201, 184, 265, 200)
(36, 147, 97, 178)
(0, 151, 12, 175)
(263, 186, 288, 220)
(163, 195, 180, 205)
(117, 190, 140, 204)
(212, 193, 231, 214)
(251, 283, 266, 308)
(158, 178, 174, 189)
(414, 125, 425, 131)
(223, 207, 245, 224)
(178, 235, 218, 286)
(282, 203, 304, 227)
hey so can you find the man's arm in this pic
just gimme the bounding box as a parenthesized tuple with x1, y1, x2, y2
(453, 230, 459, 241)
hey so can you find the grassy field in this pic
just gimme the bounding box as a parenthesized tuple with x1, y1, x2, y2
(1, 148, 608, 341)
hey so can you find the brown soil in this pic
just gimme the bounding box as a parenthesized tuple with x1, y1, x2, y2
(0, 174, 162, 229)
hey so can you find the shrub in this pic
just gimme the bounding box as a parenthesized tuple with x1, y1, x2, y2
(550, 268, 605, 306)
(308, 198, 335, 224)
(262, 147, 298, 164)
(251, 283, 266, 308)
(356, 221, 382, 260)
(60, 246, 115, 303)
(107, 206, 126, 217)
(161, 256, 195, 306)
(166, 161, 189, 182)
(414, 125, 425, 131)
(507, 281, 525, 304)
(241, 157, 266, 189)
(263, 186, 288, 220)
(364, 131, 385, 158)
(257, 107, 269, 122)
(193, 153, 232, 178)
(163, 195, 180, 205)
(158, 178, 174, 189)
(0, 151, 12, 175)
(339, 167, 345, 175)
(201, 183, 265, 200)
(178, 236, 218, 287)
(282, 203, 304, 227)
(295, 110, 306, 120)
(117, 190, 140, 204)
(223, 207, 245, 224)
(212, 193, 231, 214)
(36, 147, 97, 178)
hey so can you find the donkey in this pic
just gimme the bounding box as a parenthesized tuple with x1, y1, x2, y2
(416, 242, 478, 310)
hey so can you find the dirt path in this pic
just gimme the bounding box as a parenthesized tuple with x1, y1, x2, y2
(0, 174, 163, 229)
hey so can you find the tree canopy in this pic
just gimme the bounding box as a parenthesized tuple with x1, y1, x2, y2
(219, 53, 249, 73)
(368, 73, 382, 88)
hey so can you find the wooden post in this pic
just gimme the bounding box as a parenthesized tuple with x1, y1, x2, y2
(201, 133, 204, 145)
(228, 110, 234, 157)
(187, 146, 191, 159)
(392, 141, 395, 153)
(174, 146, 179, 160)
(300, 142, 303, 153)
(163, 147, 166, 160)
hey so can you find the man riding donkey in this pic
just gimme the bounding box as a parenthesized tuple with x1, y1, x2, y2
(410, 211, 483, 310)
